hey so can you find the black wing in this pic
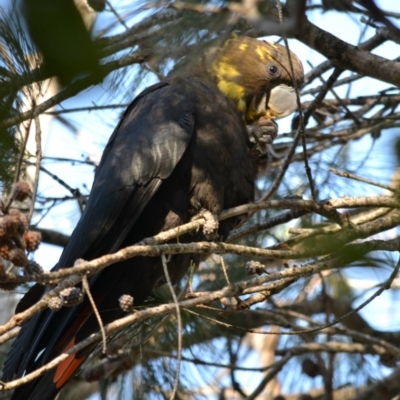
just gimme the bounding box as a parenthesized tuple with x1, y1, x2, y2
(3, 80, 195, 388)
(59, 81, 195, 265)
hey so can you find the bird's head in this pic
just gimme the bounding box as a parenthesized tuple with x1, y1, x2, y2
(208, 36, 304, 124)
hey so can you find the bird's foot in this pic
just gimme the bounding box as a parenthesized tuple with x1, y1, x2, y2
(119, 294, 135, 313)
(248, 117, 278, 158)
(192, 209, 219, 240)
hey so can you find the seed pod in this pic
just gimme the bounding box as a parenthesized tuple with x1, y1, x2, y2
(60, 287, 84, 306)
(245, 260, 266, 276)
(0, 224, 5, 239)
(10, 182, 32, 202)
(301, 358, 321, 378)
(9, 248, 28, 267)
(25, 260, 44, 276)
(119, 294, 134, 312)
(0, 239, 15, 260)
(74, 258, 85, 267)
(24, 231, 42, 252)
(2, 210, 28, 237)
(48, 297, 62, 311)
(1, 216, 18, 237)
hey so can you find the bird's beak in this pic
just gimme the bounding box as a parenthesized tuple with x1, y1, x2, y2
(266, 84, 298, 119)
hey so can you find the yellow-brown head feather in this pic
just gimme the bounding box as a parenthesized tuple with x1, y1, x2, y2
(208, 36, 304, 123)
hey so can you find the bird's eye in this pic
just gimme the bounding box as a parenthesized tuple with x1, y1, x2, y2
(267, 64, 279, 76)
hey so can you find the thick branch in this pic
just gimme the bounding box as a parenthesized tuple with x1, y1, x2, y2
(275, 341, 389, 357)
(295, 18, 400, 87)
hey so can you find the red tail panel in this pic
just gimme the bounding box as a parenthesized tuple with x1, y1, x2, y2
(53, 338, 86, 389)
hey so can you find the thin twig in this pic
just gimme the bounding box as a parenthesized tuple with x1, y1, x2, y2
(13, 118, 32, 185)
(220, 256, 230, 285)
(304, 67, 344, 126)
(28, 116, 42, 222)
(277, 0, 316, 200)
(277, 257, 400, 337)
(246, 353, 292, 400)
(43, 103, 128, 115)
(330, 168, 396, 193)
(161, 254, 182, 400)
(143, 349, 287, 372)
(186, 257, 400, 343)
(105, 1, 129, 30)
(275, 341, 391, 357)
(307, 60, 360, 125)
(2, 116, 34, 213)
(228, 209, 309, 242)
(260, 126, 302, 201)
(82, 274, 107, 354)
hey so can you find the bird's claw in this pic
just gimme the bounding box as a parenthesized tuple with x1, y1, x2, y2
(248, 117, 278, 158)
(192, 209, 219, 240)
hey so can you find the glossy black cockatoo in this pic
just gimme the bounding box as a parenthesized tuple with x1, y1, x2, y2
(3, 36, 304, 399)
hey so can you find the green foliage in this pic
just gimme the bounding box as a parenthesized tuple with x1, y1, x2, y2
(0, 125, 18, 189)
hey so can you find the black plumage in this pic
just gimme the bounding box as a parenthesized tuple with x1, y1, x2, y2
(3, 36, 303, 400)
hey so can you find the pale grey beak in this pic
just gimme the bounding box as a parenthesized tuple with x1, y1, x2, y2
(267, 84, 298, 119)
